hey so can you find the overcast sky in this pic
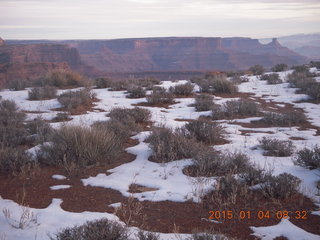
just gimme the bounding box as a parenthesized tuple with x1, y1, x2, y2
(0, 0, 319, 40)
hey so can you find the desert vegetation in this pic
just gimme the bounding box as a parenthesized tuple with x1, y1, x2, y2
(57, 88, 96, 112)
(211, 99, 259, 119)
(194, 94, 213, 111)
(259, 137, 295, 157)
(28, 86, 57, 100)
(260, 73, 282, 84)
(146, 87, 175, 105)
(192, 74, 238, 94)
(258, 111, 306, 126)
(295, 145, 320, 169)
(36, 71, 87, 88)
(169, 82, 194, 96)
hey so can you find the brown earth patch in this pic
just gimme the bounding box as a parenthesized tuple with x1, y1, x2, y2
(289, 136, 306, 141)
(128, 184, 159, 193)
(133, 101, 179, 109)
(239, 130, 274, 136)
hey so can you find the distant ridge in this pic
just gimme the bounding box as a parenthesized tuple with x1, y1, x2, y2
(1, 36, 308, 84)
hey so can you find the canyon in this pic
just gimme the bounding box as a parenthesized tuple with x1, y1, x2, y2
(0, 36, 308, 84)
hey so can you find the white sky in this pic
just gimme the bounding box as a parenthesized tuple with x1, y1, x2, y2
(0, 0, 319, 39)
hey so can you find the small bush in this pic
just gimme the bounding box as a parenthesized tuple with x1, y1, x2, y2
(147, 127, 195, 162)
(192, 151, 251, 177)
(190, 232, 230, 240)
(95, 77, 111, 88)
(107, 79, 131, 91)
(146, 87, 175, 105)
(210, 175, 248, 206)
(37, 71, 86, 88)
(26, 117, 53, 143)
(169, 82, 194, 96)
(0, 100, 27, 146)
(260, 111, 306, 126)
(92, 120, 131, 142)
(260, 73, 282, 84)
(239, 165, 265, 186)
(310, 61, 320, 69)
(194, 94, 213, 111)
(137, 231, 160, 240)
(211, 100, 259, 119)
(57, 88, 96, 110)
(184, 120, 225, 144)
(260, 173, 301, 199)
(108, 107, 151, 124)
(135, 77, 161, 90)
(306, 82, 320, 100)
(28, 86, 57, 100)
(52, 218, 128, 240)
(38, 125, 124, 168)
(295, 145, 320, 169)
(0, 144, 32, 175)
(7, 79, 28, 91)
(249, 65, 265, 75)
(291, 65, 310, 73)
(127, 86, 146, 98)
(271, 64, 288, 72)
(259, 137, 295, 157)
(193, 75, 238, 94)
(53, 112, 71, 122)
(287, 71, 315, 90)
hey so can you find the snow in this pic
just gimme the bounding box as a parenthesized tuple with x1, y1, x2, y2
(52, 175, 67, 180)
(50, 185, 71, 190)
(251, 218, 320, 240)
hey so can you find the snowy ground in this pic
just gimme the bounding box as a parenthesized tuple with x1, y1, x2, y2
(0, 69, 320, 240)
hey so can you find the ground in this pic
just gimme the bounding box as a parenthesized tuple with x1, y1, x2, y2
(0, 68, 319, 240)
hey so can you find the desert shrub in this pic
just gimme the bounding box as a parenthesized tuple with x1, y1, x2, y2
(26, 117, 53, 143)
(295, 145, 320, 169)
(230, 75, 249, 84)
(259, 137, 295, 157)
(53, 112, 70, 122)
(108, 107, 151, 124)
(287, 71, 315, 90)
(7, 79, 28, 91)
(184, 120, 225, 144)
(37, 71, 86, 88)
(211, 100, 259, 119)
(169, 82, 194, 96)
(146, 87, 174, 105)
(38, 125, 124, 168)
(249, 65, 265, 75)
(107, 79, 131, 91)
(135, 77, 161, 90)
(147, 127, 195, 162)
(193, 75, 238, 94)
(260, 173, 301, 199)
(310, 61, 320, 69)
(291, 65, 310, 73)
(209, 78, 238, 94)
(136, 231, 160, 240)
(52, 218, 128, 240)
(209, 175, 248, 206)
(190, 232, 230, 240)
(57, 88, 96, 110)
(192, 150, 251, 177)
(260, 73, 282, 84)
(28, 86, 57, 100)
(239, 165, 265, 186)
(260, 111, 306, 126)
(127, 86, 146, 98)
(0, 100, 27, 146)
(271, 64, 288, 72)
(0, 144, 32, 174)
(92, 120, 132, 142)
(194, 94, 213, 111)
(306, 82, 320, 100)
(95, 77, 111, 88)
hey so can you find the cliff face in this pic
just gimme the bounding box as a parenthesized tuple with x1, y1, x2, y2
(0, 42, 98, 86)
(0, 38, 4, 46)
(2, 37, 308, 82)
(66, 37, 307, 72)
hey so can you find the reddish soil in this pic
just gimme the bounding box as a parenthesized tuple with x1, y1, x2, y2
(53, 98, 100, 115)
(133, 101, 180, 109)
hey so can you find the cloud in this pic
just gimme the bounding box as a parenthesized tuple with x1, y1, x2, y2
(0, 0, 319, 39)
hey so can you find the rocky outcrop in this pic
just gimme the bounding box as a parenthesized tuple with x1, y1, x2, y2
(0, 43, 98, 86)
(0, 38, 4, 46)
